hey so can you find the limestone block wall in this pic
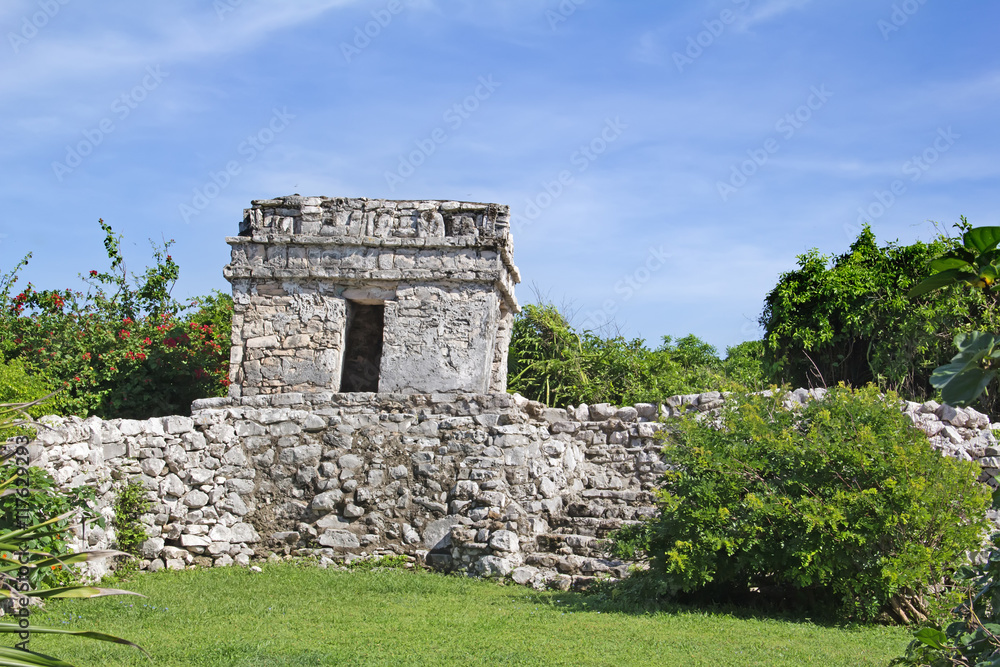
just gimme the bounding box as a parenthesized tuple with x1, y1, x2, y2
(24, 389, 1000, 589)
(225, 197, 521, 398)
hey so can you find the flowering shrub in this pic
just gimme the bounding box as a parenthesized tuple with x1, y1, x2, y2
(0, 220, 231, 419)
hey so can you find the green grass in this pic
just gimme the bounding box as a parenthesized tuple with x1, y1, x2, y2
(18, 564, 910, 666)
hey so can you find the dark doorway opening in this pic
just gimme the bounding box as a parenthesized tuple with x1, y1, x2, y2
(340, 302, 384, 392)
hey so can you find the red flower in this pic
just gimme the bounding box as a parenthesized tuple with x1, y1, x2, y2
(73, 376, 80, 382)
(119, 329, 130, 339)
(164, 338, 178, 348)
(137, 352, 146, 360)
(142, 337, 152, 345)
(82, 352, 91, 361)
(89, 270, 98, 276)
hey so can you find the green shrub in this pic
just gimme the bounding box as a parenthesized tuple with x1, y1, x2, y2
(507, 303, 760, 407)
(760, 225, 1000, 415)
(344, 554, 410, 571)
(618, 384, 989, 622)
(892, 532, 1000, 665)
(111, 479, 151, 577)
(722, 340, 767, 391)
(0, 359, 56, 441)
(0, 359, 54, 413)
(0, 463, 102, 589)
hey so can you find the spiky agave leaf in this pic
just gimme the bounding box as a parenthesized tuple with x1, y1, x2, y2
(0, 623, 149, 659)
(0, 645, 75, 667)
(0, 585, 144, 601)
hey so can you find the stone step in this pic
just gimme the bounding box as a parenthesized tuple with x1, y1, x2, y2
(534, 532, 605, 557)
(549, 513, 650, 536)
(522, 547, 630, 579)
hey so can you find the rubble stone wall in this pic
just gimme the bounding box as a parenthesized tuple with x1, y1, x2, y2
(25, 388, 1000, 589)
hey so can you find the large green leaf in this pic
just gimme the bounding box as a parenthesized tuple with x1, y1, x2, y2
(907, 268, 977, 298)
(912, 626, 949, 650)
(939, 367, 996, 407)
(929, 256, 974, 273)
(954, 331, 1000, 354)
(928, 332, 1000, 405)
(976, 247, 1000, 268)
(0, 646, 74, 667)
(964, 226, 1000, 254)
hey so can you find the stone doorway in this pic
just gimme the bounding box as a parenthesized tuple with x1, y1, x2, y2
(340, 301, 384, 392)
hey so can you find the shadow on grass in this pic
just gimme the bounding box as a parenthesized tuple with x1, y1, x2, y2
(515, 578, 876, 632)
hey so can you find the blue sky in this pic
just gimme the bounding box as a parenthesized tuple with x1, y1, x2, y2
(3, 0, 998, 355)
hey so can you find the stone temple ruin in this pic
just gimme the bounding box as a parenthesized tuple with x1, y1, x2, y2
(24, 196, 1000, 589)
(225, 196, 520, 397)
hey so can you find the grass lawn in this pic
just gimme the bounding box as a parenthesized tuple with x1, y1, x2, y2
(18, 564, 910, 666)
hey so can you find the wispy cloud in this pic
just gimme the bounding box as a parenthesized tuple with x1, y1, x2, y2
(738, 0, 813, 30)
(0, 1, 361, 96)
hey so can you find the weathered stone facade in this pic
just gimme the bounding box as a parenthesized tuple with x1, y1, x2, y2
(225, 196, 520, 397)
(25, 389, 1000, 588)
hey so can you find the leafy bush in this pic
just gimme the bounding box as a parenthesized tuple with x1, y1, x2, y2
(892, 533, 1000, 665)
(615, 384, 989, 622)
(110, 479, 150, 577)
(0, 220, 231, 418)
(0, 400, 145, 665)
(507, 303, 761, 407)
(0, 360, 54, 415)
(722, 340, 767, 391)
(0, 464, 102, 589)
(760, 224, 1000, 414)
(0, 360, 56, 442)
(891, 222, 1000, 665)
